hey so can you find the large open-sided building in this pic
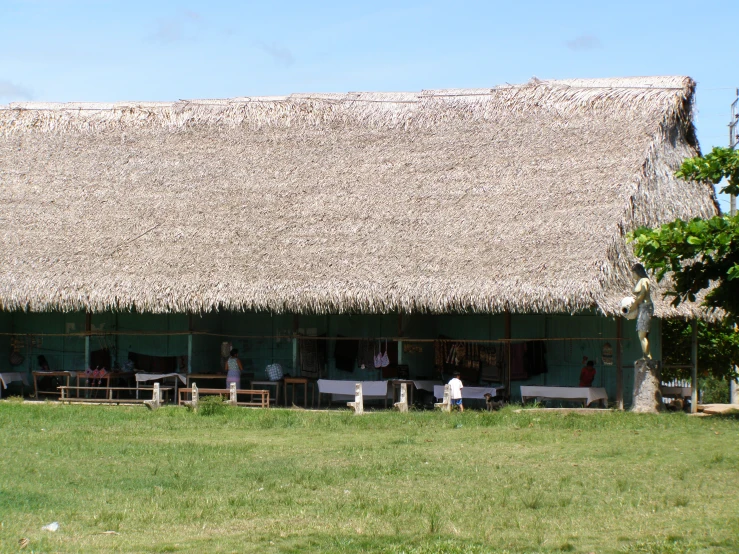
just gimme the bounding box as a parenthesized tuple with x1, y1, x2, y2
(0, 76, 718, 406)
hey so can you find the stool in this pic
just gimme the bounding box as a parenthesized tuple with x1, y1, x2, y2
(283, 377, 316, 408)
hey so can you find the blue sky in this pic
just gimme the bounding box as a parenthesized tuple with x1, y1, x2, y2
(1, 0, 736, 210)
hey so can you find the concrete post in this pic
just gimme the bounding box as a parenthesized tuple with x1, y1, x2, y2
(144, 382, 161, 411)
(347, 383, 364, 414)
(185, 383, 199, 410)
(229, 382, 238, 406)
(434, 384, 451, 412)
(394, 383, 409, 412)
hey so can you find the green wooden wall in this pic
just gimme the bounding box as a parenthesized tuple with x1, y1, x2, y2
(1, 310, 660, 406)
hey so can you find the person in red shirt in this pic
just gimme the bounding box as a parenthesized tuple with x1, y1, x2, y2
(579, 360, 596, 387)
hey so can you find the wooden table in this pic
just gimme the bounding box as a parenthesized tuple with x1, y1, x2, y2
(283, 377, 317, 408)
(187, 373, 228, 388)
(135, 373, 186, 400)
(250, 380, 282, 406)
(74, 371, 133, 400)
(33, 371, 71, 399)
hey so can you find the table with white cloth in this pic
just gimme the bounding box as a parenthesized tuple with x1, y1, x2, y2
(317, 380, 390, 408)
(388, 380, 444, 406)
(660, 386, 692, 399)
(135, 372, 187, 401)
(520, 386, 608, 407)
(413, 381, 444, 393)
(0, 372, 29, 398)
(433, 385, 505, 401)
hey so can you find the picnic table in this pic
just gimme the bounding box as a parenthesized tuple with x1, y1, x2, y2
(520, 386, 608, 407)
(33, 371, 72, 399)
(433, 385, 504, 401)
(135, 372, 186, 400)
(0, 372, 29, 398)
(316, 380, 391, 408)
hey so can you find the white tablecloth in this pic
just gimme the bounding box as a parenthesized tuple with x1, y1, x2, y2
(0, 372, 29, 389)
(135, 373, 187, 384)
(661, 386, 692, 398)
(520, 386, 607, 406)
(434, 385, 504, 400)
(413, 381, 443, 392)
(317, 380, 389, 397)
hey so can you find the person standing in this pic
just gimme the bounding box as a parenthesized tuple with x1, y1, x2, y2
(449, 371, 464, 412)
(579, 360, 596, 387)
(225, 348, 243, 389)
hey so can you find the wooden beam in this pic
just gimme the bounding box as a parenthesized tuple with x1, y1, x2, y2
(616, 317, 623, 410)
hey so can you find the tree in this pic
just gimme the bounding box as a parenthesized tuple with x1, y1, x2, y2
(661, 319, 739, 384)
(630, 146, 739, 387)
(630, 147, 739, 316)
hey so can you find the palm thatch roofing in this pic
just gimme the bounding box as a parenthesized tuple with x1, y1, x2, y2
(0, 76, 718, 317)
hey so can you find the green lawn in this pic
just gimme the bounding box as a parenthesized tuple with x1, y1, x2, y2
(0, 402, 737, 553)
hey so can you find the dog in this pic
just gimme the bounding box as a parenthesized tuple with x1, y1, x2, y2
(666, 397, 684, 412)
(483, 393, 503, 412)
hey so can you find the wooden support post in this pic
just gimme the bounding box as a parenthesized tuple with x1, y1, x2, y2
(616, 318, 624, 410)
(229, 382, 238, 406)
(84, 311, 91, 370)
(434, 384, 451, 412)
(394, 383, 409, 412)
(505, 312, 512, 397)
(397, 313, 403, 365)
(144, 382, 161, 411)
(292, 314, 299, 374)
(187, 314, 193, 375)
(347, 383, 364, 414)
(691, 320, 698, 414)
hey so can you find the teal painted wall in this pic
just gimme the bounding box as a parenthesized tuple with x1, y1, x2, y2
(1, 310, 661, 407)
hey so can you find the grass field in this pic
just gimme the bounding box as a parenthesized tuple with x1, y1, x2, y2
(0, 402, 737, 553)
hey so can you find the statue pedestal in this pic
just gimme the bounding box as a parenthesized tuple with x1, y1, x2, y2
(632, 359, 662, 414)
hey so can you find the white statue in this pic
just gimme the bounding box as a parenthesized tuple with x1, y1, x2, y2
(626, 263, 654, 359)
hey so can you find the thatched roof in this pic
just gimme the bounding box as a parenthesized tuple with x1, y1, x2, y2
(0, 76, 719, 317)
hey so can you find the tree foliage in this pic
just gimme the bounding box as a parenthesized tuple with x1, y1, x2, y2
(661, 319, 739, 382)
(630, 147, 739, 316)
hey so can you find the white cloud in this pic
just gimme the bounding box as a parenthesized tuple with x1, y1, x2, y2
(0, 80, 33, 100)
(565, 35, 602, 51)
(148, 10, 205, 44)
(256, 42, 295, 67)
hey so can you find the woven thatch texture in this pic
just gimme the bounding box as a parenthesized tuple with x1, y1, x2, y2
(0, 77, 718, 316)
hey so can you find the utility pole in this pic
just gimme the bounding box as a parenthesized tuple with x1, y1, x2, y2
(730, 89, 738, 214)
(730, 89, 738, 404)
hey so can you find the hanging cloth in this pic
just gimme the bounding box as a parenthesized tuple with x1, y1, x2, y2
(374, 341, 383, 369)
(380, 340, 390, 368)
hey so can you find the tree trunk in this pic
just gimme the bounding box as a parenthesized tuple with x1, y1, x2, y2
(632, 360, 662, 413)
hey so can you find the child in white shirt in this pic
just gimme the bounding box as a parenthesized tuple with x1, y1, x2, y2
(448, 371, 464, 412)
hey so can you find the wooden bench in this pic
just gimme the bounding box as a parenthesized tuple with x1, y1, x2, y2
(58, 385, 173, 404)
(178, 386, 269, 408)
